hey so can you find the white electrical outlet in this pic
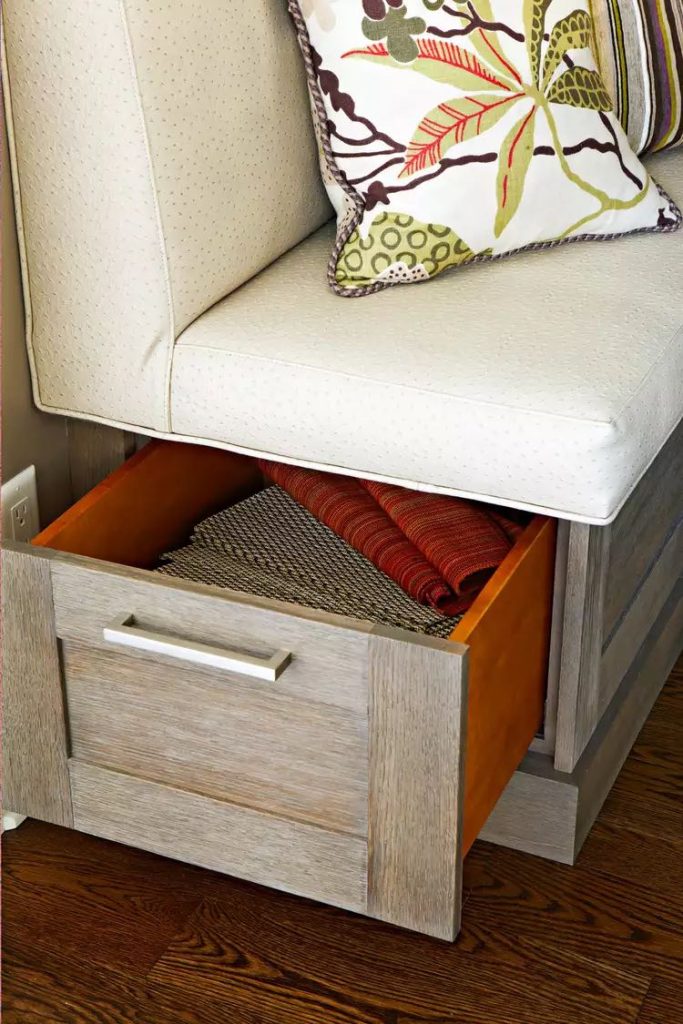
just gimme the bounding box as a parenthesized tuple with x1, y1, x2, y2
(1, 465, 40, 542)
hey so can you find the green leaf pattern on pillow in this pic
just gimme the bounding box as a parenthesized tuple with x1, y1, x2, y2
(294, 0, 681, 292)
(337, 212, 488, 288)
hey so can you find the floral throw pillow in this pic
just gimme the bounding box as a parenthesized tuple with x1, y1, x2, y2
(288, 0, 682, 296)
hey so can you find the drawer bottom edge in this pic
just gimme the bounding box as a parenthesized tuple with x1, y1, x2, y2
(68, 759, 368, 916)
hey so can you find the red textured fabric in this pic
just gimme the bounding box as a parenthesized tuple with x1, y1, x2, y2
(360, 481, 512, 599)
(257, 461, 516, 615)
(487, 508, 525, 542)
(258, 461, 455, 611)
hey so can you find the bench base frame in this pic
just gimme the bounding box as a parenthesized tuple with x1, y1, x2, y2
(2, 421, 681, 939)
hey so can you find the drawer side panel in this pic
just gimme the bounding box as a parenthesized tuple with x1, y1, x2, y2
(454, 517, 557, 852)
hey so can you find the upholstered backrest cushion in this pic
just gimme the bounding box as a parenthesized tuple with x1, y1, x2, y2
(2, 0, 330, 430)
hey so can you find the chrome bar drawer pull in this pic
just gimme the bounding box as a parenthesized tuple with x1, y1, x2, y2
(102, 614, 291, 682)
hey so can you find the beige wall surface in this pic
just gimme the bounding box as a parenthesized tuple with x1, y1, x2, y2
(2, 118, 71, 526)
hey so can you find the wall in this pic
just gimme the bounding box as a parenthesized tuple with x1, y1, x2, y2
(2, 116, 71, 527)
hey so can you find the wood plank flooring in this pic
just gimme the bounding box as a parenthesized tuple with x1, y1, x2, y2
(2, 658, 682, 1024)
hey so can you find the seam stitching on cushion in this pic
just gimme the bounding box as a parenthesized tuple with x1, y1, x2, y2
(1, 20, 43, 408)
(19, 399, 626, 522)
(175, 343, 638, 429)
(610, 321, 683, 425)
(36, 394, 683, 524)
(32, 394, 659, 523)
(119, 0, 176, 432)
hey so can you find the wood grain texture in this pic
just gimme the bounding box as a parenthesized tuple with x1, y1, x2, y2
(4, 939, 371, 1024)
(69, 761, 368, 915)
(35, 439, 263, 568)
(578, 821, 683, 901)
(49, 555, 370, 714)
(367, 628, 467, 940)
(604, 419, 683, 642)
(453, 516, 557, 846)
(554, 522, 610, 772)
(1, 824, 204, 976)
(63, 639, 368, 835)
(479, 752, 578, 864)
(598, 718, 683, 846)
(2, 862, 649, 1024)
(1, 546, 72, 826)
(531, 518, 570, 755)
(636, 978, 683, 1024)
(149, 892, 648, 1024)
(466, 840, 683, 988)
(5, 650, 680, 1024)
(574, 584, 683, 856)
(599, 523, 683, 717)
(66, 419, 135, 502)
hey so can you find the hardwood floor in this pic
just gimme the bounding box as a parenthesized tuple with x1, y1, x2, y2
(3, 658, 681, 1024)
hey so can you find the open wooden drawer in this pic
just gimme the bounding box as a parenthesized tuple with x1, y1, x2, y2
(10, 440, 556, 939)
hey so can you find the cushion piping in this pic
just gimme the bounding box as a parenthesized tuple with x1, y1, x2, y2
(174, 341, 641, 431)
(1, 22, 42, 410)
(119, 0, 176, 433)
(31, 395, 680, 525)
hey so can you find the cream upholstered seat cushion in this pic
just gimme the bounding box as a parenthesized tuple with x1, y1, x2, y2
(171, 151, 683, 524)
(4, 2, 681, 523)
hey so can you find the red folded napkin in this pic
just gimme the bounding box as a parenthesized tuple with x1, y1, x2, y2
(361, 480, 512, 600)
(257, 461, 517, 615)
(487, 508, 525, 542)
(258, 461, 458, 611)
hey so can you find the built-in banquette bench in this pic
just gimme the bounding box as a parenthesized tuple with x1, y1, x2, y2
(2, 1, 681, 939)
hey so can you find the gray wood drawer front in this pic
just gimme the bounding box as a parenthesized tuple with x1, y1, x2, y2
(52, 559, 369, 715)
(69, 761, 368, 915)
(54, 558, 373, 836)
(63, 638, 369, 835)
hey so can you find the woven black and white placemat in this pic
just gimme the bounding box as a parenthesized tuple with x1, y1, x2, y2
(157, 485, 461, 639)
